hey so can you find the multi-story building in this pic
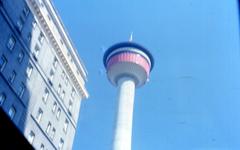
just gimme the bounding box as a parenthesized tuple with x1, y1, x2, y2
(0, 0, 89, 149)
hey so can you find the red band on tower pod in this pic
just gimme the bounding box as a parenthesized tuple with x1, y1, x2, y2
(107, 52, 151, 76)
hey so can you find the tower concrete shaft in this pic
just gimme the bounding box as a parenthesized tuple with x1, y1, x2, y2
(113, 77, 135, 150)
(103, 42, 154, 150)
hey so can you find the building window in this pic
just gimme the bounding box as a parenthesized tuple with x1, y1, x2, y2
(36, 108, 43, 123)
(57, 84, 61, 95)
(34, 44, 40, 58)
(16, 17, 24, 31)
(63, 119, 69, 133)
(68, 100, 73, 113)
(42, 88, 49, 103)
(40, 144, 44, 150)
(60, 39, 63, 45)
(28, 131, 35, 144)
(32, 20, 37, 28)
(0, 55, 7, 72)
(56, 108, 61, 119)
(71, 89, 76, 98)
(26, 63, 33, 78)
(49, 69, 55, 82)
(27, 32, 32, 42)
(65, 77, 69, 86)
(53, 57, 58, 69)
(7, 36, 16, 50)
(47, 14, 51, 21)
(23, 4, 30, 17)
(46, 122, 51, 134)
(39, 0, 44, 7)
(60, 90, 65, 100)
(52, 102, 57, 113)
(38, 32, 45, 44)
(18, 82, 25, 98)
(58, 138, 64, 150)
(50, 127, 56, 140)
(0, 93, 6, 106)
(8, 70, 16, 84)
(8, 106, 16, 120)
(61, 71, 65, 79)
(17, 50, 24, 63)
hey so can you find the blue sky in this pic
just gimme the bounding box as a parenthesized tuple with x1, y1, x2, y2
(53, 0, 240, 150)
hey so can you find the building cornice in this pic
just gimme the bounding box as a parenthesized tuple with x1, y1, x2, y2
(27, 0, 89, 99)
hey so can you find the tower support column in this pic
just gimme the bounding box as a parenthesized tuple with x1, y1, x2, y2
(113, 77, 135, 150)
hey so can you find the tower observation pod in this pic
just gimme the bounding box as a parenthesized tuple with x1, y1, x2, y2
(103, 41, 154, 150)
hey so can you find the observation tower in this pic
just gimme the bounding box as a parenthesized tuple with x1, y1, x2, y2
(103, 37, 154, 150)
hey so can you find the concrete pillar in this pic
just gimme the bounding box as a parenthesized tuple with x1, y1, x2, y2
(113, 77, 135, 150)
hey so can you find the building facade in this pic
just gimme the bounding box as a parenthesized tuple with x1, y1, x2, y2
(0, 0, 89, 149)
